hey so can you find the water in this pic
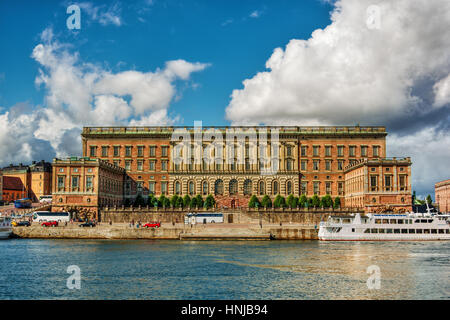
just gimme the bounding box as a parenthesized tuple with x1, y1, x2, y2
(0, 239, 449, 300)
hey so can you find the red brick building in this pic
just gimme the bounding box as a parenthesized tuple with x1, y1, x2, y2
(2, 176, 26, 202)
(435, 179, 450, 213)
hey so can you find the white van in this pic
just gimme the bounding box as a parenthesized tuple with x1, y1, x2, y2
(39, 195, 52, 204)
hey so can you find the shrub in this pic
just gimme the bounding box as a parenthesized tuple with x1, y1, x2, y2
(311, 195, 320, 208)
(170, 195, 179, 208)
(273, 195, 286, 208)
(195, 195, 204, 208)
(321, 195, 333, 208)
(298, 195, 308, 208)
(248, 195, 260, 208)
(134, 194, 146, 207)
(204, 195, 215, 209)
(183, 195, 191, 208)
(261, 195, 272, 208)
(176, 197, 184, 208)
(333, 197, 341, 209)
(189, 197, 197, 209)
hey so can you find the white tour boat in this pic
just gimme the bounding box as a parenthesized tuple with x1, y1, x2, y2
(319, 204, 450, 241)
(0, 214, 12, 239)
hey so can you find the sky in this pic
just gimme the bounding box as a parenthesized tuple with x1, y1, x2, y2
(0, 0, 449, 199)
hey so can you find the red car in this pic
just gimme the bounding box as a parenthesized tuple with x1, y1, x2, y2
(42, 221, 58, 227)
(143, 222, 161, 228)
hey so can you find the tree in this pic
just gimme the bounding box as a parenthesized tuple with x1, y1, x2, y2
(248, 195, 260, 208)
(426, 195, 432, 205)
(147, 194, 156, 207)
(286, 195, 294, 208)
(311, 195, 320, 208)
(134, 194, 146, 207)
(204, 195, 216, 209)
(189, 197, 197, 209)
(195, 195, 204, 208)
(183, 195, 191, 208)
(321, 195, 333, 208)
(176, 197, 184, 208)
(298, 195, 308, 208)
(124, 198, 131, 207)
(261, 195, 272, 208)
(333, 196, 341, 209)
(159, 195, 170, 208)
(170, 195, 179, 208)
(273, 195, 286, 208)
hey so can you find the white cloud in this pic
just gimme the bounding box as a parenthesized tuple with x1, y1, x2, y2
(226, 0, 450, 195)
(77, 2, 122, 26)
(250, 10, 260, 18)
(0, 27, 209, 166)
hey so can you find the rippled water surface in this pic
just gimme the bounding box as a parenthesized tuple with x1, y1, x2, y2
(0, 239, 448, 299)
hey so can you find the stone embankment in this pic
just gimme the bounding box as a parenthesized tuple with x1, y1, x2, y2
(12, 223, 319, 240)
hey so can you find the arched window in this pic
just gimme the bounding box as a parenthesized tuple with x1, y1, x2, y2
(189, 181, 195, 195)
(243, 179, 252, 195)
(175, 181, 181, 195)
(215, 179, 224, 195)
(286, 181, 292, 195)
(202, 181, 208, 195)
(273, 181, 279, 195)
(259, 181, 265, 195)
(229, 179, 238, 195)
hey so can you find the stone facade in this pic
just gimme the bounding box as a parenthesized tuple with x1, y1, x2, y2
(81, 126, 393, 209)
(435, 179, 450, 213)
(51, 157, 125, 219)
(344, 157, 412, 212)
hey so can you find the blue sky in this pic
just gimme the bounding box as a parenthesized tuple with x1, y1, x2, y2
(0, 0, 449, 198)
(0, 0, 333, 125)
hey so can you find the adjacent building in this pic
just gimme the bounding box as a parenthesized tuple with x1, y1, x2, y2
(435, 179, 450, 213)
(1, 161, 52, 202)
(51, 157, 125, 218)
(81, 125, 409, 210)
(2, 176, 25, 202)
(344, 157, 412, 212)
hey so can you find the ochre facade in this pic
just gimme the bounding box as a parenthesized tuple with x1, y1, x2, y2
(79, 126, 410, 211)
(435, 179, 450, 213)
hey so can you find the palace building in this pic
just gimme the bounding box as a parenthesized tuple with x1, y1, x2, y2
(77, 125, 411, 212)
(435, 179, 450, 213)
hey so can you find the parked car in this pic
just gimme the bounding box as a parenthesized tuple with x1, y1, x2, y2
(79, 222, 96, 228)
(13, 221, 31, 227)
(42, 221, 58, 227)
(143, 222, 161, 228)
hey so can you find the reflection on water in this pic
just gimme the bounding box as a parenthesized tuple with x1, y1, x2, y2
(0, 239, 448, 299)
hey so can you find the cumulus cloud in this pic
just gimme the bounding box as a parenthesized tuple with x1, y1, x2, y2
(226, 0, 450, 196)
(77, 2, 123, 26)
(0, 27, 209, 167)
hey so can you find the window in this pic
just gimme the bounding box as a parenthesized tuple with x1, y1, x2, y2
(325, 160, 331, 171)
(384, 175, 392, 191)
(189, 181, 195, 195)
(86, 176, 93, 190)
(326, 182, 331, 195)
(245, 159, 250, 171)
(90, 146, 97, 157)
(125, 146, 132, 157)
(162, 146, 168, 157)
(229, 179, 238, 195)
(57, 176, 65, 191)
(243, 179, 252, 195)
(325, 146, 331, 157)
(313, 146, 319, 157)
(72, 176, 79, 189)
(215, 179, 224, 195)
(286, 181, 292, 195)
(373, 146, 380, 157)
(113, 146, 120, 157)
(202, 181, 208, 195)
(301, 160, 307, 171)
(161, 160, 168, 171)
(113, 160, 120, 167)
(338, 160, 344, 170)
(161, 182, 167, 195)
(313, 160, 319, 171)
(148, 182, 155, 195)
(301, 181, 307, 195)
(259, 181, 265, 195)
(399, 175, 406, 191)
(137, 160, 143, 171)
(286, 159, 293, 171)
(149, 146, 156, 157)
(337, 146, 344, 157)
(349, 146, 356, 157)
(301, 146, 307, 157)
(361, 146, 368, 157)
(313, 182, 320, 195)
(175, 181, 181, 195)
(125, 160, 131, 171)
(137, 146, 144, 157)
(149, 160, 156, 171)
(101, 146, 108, 157)
(370, 176, 378, 191)
(338, 182, 344, 196)
(286, 146, 292, 157)
(272, 181, 279, 195)
(137, 182, 143, 194)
